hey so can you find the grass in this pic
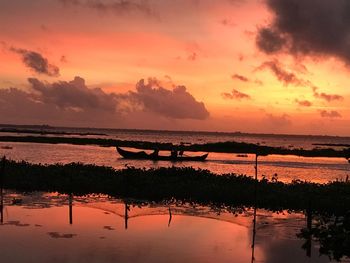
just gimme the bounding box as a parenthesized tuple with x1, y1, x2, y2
(1, 159, 350, 214)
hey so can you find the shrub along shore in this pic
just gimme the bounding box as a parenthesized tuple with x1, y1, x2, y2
(1, 135, 350, 158)
(1, 159, 349, 214)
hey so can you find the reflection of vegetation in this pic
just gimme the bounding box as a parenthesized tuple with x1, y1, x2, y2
(1, 135, 350, 158)
(2, 159, 350, 213)
(47, 232, 77, 238)
(299, 212, 350, 261)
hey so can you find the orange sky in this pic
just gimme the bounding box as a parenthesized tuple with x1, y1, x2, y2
(0, 0, 349, 135)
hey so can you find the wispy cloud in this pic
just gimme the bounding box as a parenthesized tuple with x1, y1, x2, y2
(10, 47, 60, 77)
(222, 88, 251, 100)
(232, 74, 249, 82)
(319, 110, 342, 118)
(256, 60, 307, 86)
(59, 0, 157, 18)
(295, 99, 312, 107)
(312, 87, 343, 102)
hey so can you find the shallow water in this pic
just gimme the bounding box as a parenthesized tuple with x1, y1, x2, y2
(1, 142, 349, 183)
(0, 191, 342, 263)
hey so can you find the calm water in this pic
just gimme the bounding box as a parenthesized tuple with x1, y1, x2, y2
(3, 127, 350, 149)
(0, 191, 343, 263)
(1, 142, 349, 183)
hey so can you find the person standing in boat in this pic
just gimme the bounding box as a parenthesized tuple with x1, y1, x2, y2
(170, 148, 178, 158)
(151, 147, 159, 158)
(178, 142, 185, 156)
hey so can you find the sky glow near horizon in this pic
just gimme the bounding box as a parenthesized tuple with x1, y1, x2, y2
(1, 0, 350, 135)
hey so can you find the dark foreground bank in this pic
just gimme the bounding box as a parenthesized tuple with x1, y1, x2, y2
(1, 159, 350, 214)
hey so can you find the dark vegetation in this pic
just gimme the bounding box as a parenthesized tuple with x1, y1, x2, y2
(1, 135, 350, 158)
(1, 159, 350, 214)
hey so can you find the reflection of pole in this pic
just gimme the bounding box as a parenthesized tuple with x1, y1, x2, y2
(251, 205, 257, 263)
(168, 207, 172, 227)
(305, 206, 312, 257)
(69, 193, 73, 225)
(0, 156, 5, 224)
(124, 202, 129, 230)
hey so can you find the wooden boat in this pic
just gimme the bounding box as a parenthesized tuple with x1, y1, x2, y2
(116, 147, 208, 161)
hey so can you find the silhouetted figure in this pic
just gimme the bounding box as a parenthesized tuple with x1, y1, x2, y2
(170, 149, 178, 158)
(151, 148, 159, 158)
(178, 142, 185, 156)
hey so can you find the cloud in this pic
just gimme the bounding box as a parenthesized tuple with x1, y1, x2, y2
(9, 47, 60, 77)
(232, 74, 249, 82)
(295, 99, 312, 107)
(312, 87, 343, 102)
(129, 78, 209, 120)
(187, 52, 197, 61)
(222, 89, 251, 100)
(220, 18, 236, 27)
(28, 77, 118, 112)
(59, 0, 156, 17)
(256, 60, 307, 86)
(265, 113, 291, 127)
(319, 110, 342, 118)
(257, 0, 350, 64)
(256, 28, 286, 54)
(0, 76, 209, 127)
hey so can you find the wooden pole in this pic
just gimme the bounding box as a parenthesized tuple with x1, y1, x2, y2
(251, 153, 258, 263)
(0, 156, 5, 224)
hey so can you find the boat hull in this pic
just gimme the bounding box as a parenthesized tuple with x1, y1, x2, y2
(116, 147, 208, 161)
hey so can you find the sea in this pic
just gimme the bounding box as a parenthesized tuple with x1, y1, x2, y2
(1, 127, 350, 183)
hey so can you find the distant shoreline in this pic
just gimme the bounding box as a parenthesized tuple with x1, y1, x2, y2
(1, 123, 349, 139)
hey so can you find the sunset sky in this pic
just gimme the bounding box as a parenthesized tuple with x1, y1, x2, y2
(1, 0, 350, 135)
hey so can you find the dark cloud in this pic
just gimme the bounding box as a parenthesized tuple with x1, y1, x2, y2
(232, 74, 249, 82)
(10, 47, 60, 77)
(319, 110, 342, 118)
(295, 99, 312, 107)
(129, 78, 209, 120)
(0, 76, 209, 126)
(256, 28, 286, 54)
(222, 89, 251, 100)
(256, 60, 307, 86)
(312, 87, 343, 102)
(265, 113, 291, 127)
(257, 0, 350, 64)
(59, 0, 156, 17)
(28, 77, 118, 112)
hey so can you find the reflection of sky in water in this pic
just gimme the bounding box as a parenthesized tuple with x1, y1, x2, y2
(1, 142, 349, 183)
(0, 192, 335, 263)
